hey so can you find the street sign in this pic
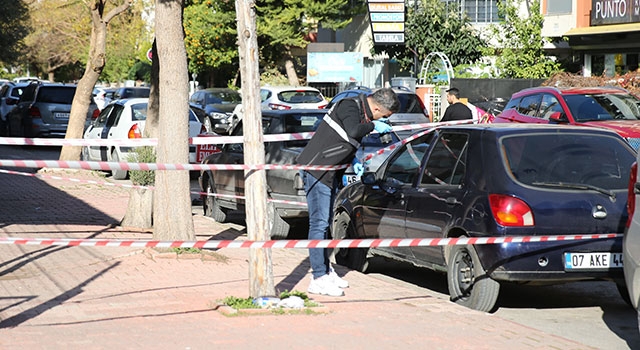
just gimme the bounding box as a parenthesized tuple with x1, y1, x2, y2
(368, 0, 405, 45)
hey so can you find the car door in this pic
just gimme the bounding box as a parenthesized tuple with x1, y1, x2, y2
(84, 104, 114, 161)
(406, 131, 469, 265)
(360, 134, 431, 259)
(213, 122, 245, 202)
(99, 104, 125, 160)
(512, 93, 545, 123)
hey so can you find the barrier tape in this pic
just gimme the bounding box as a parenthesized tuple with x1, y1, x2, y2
(0, 120, 473, 147)
(0, 159, 348, 172)
(0, 233, 622, 249)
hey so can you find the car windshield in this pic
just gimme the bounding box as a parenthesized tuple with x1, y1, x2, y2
(278, 90, 324, 104)
(207, 91, 241, 104)
(564, 93, 640, 121)
(503, 132, 635, 191)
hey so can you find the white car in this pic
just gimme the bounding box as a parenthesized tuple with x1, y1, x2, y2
(260, 86, 328, 110)
(82, 98, 204, 179)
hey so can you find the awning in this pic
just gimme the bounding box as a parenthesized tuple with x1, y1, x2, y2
(565, 23, 640, 36)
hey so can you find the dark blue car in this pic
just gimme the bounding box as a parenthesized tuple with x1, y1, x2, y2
(332, 123, 636, 312)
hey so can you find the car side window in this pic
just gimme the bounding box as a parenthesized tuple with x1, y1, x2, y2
(383, 134, 431, 185)
(106, 105, 124, 127)
(421, 132, 468, 185)
(228, 123, 243, 153)
(94, 105, 114, 127)
(538, 94, 563, 120)
(260, 89, 270, 102)
(516, 94, 542, 117)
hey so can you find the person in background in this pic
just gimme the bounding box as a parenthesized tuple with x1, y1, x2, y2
(441, 87, 473, 122)
(296, 88, 400, 296)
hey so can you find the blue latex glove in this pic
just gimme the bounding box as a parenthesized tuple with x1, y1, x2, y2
(373, 120, 393, 134)
(352, 158, 364, 177)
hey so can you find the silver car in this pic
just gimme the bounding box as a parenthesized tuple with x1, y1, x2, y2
(624, 160, 640, 325)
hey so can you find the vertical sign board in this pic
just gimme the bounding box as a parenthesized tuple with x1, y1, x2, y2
(368, 0, 405, 45)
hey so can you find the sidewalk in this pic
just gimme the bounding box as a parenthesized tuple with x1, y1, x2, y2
(0, 168, 595, 349)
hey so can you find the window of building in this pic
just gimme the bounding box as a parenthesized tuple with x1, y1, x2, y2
(546, 0, 571, 15)
(444, 0, 500, 23)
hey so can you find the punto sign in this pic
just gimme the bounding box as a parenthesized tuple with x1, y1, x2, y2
(591, 0, 640, 25)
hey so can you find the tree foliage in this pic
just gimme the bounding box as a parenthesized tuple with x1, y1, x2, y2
(487, 0, 560, 79)
(0, 0, 30, 67)
(183, 0, 362, 85)
(375, 0, 487, 76)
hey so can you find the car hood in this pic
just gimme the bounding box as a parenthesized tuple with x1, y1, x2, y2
(576, 120, 640, 138)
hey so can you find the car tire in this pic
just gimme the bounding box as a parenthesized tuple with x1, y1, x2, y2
(204, 176, 227, 223)
(111, 150, 128, 180)
(332, 211, 369, 273)
(203, 116, 213, 133)
(268, 201, 290, 239)
(446, 244, 500, 312)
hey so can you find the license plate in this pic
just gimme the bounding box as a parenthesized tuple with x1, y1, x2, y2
(564, 252, 623, 270)
(54, 112, 70, 119)
(342, 174, 359, 187)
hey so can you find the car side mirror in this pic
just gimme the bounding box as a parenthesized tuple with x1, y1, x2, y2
(361, 172, 376, 185)
(548, 111, 567, 122)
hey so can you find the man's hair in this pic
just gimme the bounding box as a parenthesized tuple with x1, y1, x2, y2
(446, 87, 460, 98)
(371, 88, 400, 113)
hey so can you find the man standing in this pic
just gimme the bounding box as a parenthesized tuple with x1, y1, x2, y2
(296, 88, 400, 296)
(441, 87, 473, 122)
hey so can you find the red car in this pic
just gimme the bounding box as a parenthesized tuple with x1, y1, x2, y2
(493, 86, 640, 149)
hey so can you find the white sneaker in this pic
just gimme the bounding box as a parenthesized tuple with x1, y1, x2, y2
(308, 274, 345, 297)
(329, 268, 349, 288)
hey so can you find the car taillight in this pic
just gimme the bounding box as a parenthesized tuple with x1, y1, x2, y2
(29, 106, 41, 118)
(92, 108, 100, 120)
(627, 162, 637, 228)
(488, 194, 534, 227)
(128, 124, 142, 139)
(318, 103, 328, 109)
(268, 103, 291, 110)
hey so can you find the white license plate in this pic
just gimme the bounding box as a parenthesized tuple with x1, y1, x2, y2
(54, 112, 70, 119)
(564, 252, 623, 270)
(342, 174, 359, 187)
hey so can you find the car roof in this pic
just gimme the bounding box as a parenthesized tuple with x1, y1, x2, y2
(439, 122, 623, 137)
(512, 86, 628, 97)
(261, 86, 321, 93)
(260, 108, 326, 116)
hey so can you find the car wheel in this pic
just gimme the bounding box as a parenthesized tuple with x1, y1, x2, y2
(267, 201, 290, 239)
(111, 150, 128, 180)
(446, 244, 500, 312)
(203, 116, 213, 132)
(204, 176, 227, 223)
(332, 211, 369, 272)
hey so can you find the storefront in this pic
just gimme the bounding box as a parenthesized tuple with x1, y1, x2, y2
(564, 0, 640, 77)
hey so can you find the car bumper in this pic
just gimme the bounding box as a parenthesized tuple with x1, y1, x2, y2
(624, 229, 640, 308)
(474, 236, 624, 283)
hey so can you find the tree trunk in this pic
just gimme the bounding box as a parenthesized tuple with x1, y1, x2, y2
(153, 0, 195, 241)
(236, 0, 275, 298)
(59, 0, 131, 162)
(285, 56, 299, 86)
(121, 188, 154, 228)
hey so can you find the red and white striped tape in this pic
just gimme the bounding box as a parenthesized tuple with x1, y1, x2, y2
(0, 233, 621, 249)
(0, 120, 472, 147)
(0, 159, 348, 172)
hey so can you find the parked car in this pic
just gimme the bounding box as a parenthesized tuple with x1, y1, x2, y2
(624, 159, 640, 318)
(332, 123, 635, 312)
(0, 82, 29, 135)
(199, 109, 325, 238)
(112, 87, 150, 100)
(93, 87, 116, 110)
(327, 86, 430, 139)
(493, 86, 640, 149)
(189, 88, 242, 134)
(260, 86, 328, 110)
(82, 98, 204, 179)
(6, 82, 98, 138)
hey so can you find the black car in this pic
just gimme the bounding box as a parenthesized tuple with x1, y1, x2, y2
(332, 123, 636, 312)
(189, 88, 242, 134)
(198, 109, 324, 238)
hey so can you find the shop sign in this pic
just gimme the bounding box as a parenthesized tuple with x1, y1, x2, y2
(591, 0, 640, 25)
(368, 0, 405, 45)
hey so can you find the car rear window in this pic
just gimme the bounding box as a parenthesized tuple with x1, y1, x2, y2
(37, 87, 76, 104)
(120, 88, 150, 98)
(397, 93, 425, 114)
(131, 103, 148, 121)
(283, 112, 322, 147)
(278, 90, 324, 104)
(503, 133, 635, 190)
